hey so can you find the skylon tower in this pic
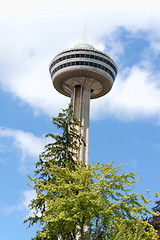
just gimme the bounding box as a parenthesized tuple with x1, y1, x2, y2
(49, 43, 117, 165)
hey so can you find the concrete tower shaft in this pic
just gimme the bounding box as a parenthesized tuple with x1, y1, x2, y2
(72, 84, 90, 165)
(49, 43, 117, 165)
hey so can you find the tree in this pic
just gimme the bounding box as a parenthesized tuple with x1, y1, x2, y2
(24, 104, 84, 229)
(25, 104, 159, 240)
(148, 200, 160, 238)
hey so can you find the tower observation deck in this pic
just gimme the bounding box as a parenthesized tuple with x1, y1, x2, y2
(49, 43, 118, 165)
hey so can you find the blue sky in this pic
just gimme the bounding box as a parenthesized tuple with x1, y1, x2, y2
(0, 0, 160, 239)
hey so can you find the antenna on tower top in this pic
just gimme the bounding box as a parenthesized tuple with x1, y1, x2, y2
(83, 23, 87, 44)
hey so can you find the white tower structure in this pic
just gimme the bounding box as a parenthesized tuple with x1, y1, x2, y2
(49, 43, 117, 165)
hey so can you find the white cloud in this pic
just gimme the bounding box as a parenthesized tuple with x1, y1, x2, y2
(91, 66, 160, 121)
(22, 190, 37, 209)
(8, 59, 69, 116)
(151, 41, 160, 55)
(0, 127, 50, 172)
(0, 0, 159, 18)
(0, 1, 160, 120)
(6, 190, 36, 215)
(0, 127, 46, 157)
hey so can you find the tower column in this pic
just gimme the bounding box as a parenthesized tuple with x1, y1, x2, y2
(73, 85, 82, 120)
(80, 87, 90, 166)
(72, 85, 90, 165)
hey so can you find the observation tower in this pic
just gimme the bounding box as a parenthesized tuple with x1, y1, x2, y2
(49, 43, 118, 165)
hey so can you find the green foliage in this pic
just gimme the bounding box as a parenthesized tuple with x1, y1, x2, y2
(26, 161, 158, 239)
(24, 104, 159, 240)
(24, 103, 84, 232)
(36, 103, 84, 175)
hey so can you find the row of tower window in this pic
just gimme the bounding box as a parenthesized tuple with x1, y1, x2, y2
(51, 61, 115, 81)
(58, 48, 112, 62)
(49, 53, 117, 75)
